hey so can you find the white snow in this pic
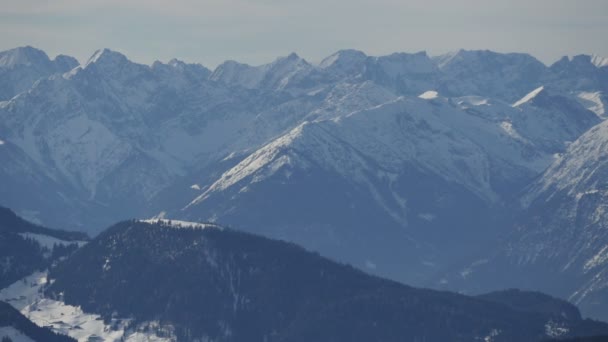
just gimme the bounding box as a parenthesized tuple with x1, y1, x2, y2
(584, 245, 608, 272)
(18, 233, 87, 250)
(513, 86, 544, 107)
(190, 184, 201, 190)
(459, 259, 489, 279)
(418, 90, 439, 99)
(591, 54, 608, 68)
(0, 327, 35, 342)
(0, 272, 173, 342)
(139, 218, 222, 230)
(544, 320, 569, 338)
(483, 328, 501, 342)
(577, 91, 605, 118)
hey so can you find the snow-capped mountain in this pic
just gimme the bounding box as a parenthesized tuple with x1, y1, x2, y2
(178, 87, 598, 283)
(0, 46, 78, 101)
(434, 49, 548, 102)
(2, 46, 608, 319)
(438, 120, 608, 321)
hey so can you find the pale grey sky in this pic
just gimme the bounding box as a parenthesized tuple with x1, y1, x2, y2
(1, 0, 607, 68)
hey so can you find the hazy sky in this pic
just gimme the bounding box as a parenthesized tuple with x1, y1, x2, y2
(1, 0, 607, 68)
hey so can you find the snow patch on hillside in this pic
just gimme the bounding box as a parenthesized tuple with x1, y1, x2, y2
(0, 272, 173, 342)
(18, 233, 87, 250)
(584, 245, 608, 272)
(419, 90, 439, 99)
(577, 91, 605, 118)
(513, 86, 544, 107)
(591, 54, 608, 68)
(139, 218, 222, 230)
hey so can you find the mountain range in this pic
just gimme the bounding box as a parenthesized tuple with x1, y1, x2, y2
(1, 45, 608, 321)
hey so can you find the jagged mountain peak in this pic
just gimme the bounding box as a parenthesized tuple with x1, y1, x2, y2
(528, 119, 608, 200)
(434, 49, 546, 70)
(53, 54, 79, 71)
(166, 58, 190, 68)
(83, 48, 133, 69)
(0, 46, 52, 68)
(318, 49, 367, 69)
(268, 52, 311, 69)
(512, 85, 599, 121)
(591, 54, 608, 68)
(550, 54, 606, 72)
(372, 51, 434, 69)
(152, 58, 211, 79)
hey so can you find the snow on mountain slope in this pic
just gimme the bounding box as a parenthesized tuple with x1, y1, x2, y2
(1, 47, 416, 231)
(548, 54, 608, 94)
(0, 272, 173, 342)
(0, 46, 54, 69)
(179, 88, 598, 283)
(0, 46, 78, 101)
(138, 218, 221, 230)
(524, 120, 608, 203)
(211, 52, 315, 92)
(434, 50, 548, 102)
(188, 97, 492, 211)
(360, 52, 439, 96)
(591, 54, 608, 68)
(440, 120, 608, 321)
(1, 46, 606, 293)
(510, 86, 600, 152)
(209, 60, 266, 89)
(515, 120, 608, 319)
(318, 49, 367, 77)
(577, 91, 606, 118)
(17, 233, 87, 251)
(0, 49, 269, 229)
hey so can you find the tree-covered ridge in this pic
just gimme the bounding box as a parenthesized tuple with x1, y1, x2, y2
(0, 207, 86, 288)
(46, 220, 608, 342)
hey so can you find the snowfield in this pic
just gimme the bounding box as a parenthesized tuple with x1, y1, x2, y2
(0, 272, 173, 342)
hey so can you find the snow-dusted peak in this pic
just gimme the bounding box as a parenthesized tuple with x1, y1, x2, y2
(210, 60, 264, 88)
(551, 54, 604, 72)
(167, 58, 185, 67)
(513, 86, 545, 107)
(373, 51, 436, 75)
(152, 58, 211, 79)
(0, 46, 52, 68)
(53, 54, 79, 71)
(286, 52, 301, 60)
(432, 49, 462, 69)
(84, 48, 131, 69)
(591, 54, 608, 68)
(522, 119, 608, 207)
(268, 52, 311, 70)
(577, 91, 606, 118)
(437, 49, 543, 69)
(319, 49, 367, 69)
